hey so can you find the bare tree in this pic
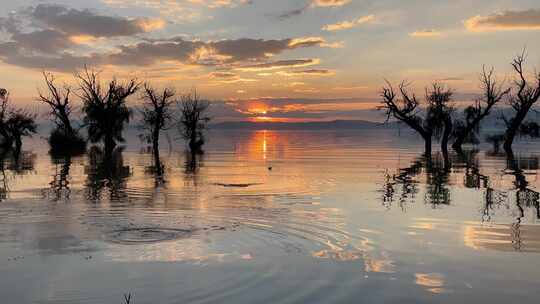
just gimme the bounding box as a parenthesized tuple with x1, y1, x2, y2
(37, 71, 85, 152)
(452, 66, 510, 152)
(502, 51, 540, 153)
(425, 83, 454, 154)
(76, 67, 139, 155)
(177, 90, 210, 152)
(381, 81, 433, 154)
(139, 84, 175, 153)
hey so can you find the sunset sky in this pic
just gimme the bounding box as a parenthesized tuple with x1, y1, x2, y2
(1, 0, 540, 122)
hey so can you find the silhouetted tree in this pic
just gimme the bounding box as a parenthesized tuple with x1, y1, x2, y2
(178, 91, 210, 152)
(0, 88, 12, 147)
(76, 67, 139, 155)
(380, 81, 433, 154)
(452, 66, 510, 152)
(425, 83, 454, 154)
(502, 51, 540, 154)
(0, 88, 37, 151)
(38, 71, 86, 153)
(6, 110, 37, 152)
(139, 84, 175, 157)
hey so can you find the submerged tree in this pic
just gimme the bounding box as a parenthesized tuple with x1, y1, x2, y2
(77, 67, 139, 155)
(380, 81, 433, 154)
(452, 67, 510, 152)
(0, 88, 37, 151)
(139, 84, 175, 153)
(6, 110, 37, 152)
(0, 88, 12, 147)
(425, 83, 454, 154)
(502, 51, 540, 153)
(38, 72, 86, 153)
(178, 91, 210, 152)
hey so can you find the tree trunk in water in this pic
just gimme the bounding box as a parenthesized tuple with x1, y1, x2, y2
(424, 135, 432, 156)
(14, 135, 22, 155)
(503, 127, 517, 155)
(189, 133, 201, 152)
(442, 148, 450, 172)
(104, 135, 116, 157)
(152, 129, 160, 155)
(441, 119, 452, 156)
(153, 147, 163, 176)
(452, 135, 464, 153)
(503, 110, 527, 155)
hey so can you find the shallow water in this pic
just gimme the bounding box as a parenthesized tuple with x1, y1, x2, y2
(1, 129, 540, 303)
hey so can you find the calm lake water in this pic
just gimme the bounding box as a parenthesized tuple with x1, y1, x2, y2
(1, 129, 540, 303)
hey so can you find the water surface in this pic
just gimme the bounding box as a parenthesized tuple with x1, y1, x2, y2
(1, 129, 539, 303)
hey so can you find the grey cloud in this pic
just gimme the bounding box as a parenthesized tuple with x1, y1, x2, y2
(27, 4, 158, 37)
(0, 5, 326, 71)
(278, 5, 309, 20)
(11, 30, 71, 54)
(107, 38, 323, 67)
(0, 42, 99, 71)
(278, 0, 349, 20)
(211, 38, 291, 61)
(107, 40, 204, 66)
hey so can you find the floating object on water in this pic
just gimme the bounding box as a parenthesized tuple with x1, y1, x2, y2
(213, 183, 262, 188)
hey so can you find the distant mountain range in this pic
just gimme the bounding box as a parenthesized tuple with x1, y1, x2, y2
(210, 120, 397, 130)
(209, 115, 517, 133)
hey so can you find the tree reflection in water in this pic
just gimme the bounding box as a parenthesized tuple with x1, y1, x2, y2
(184, 151, 204, 180)
(0, 149, 35, 202)
(143, 146, 166, 187)
(84, 146, 131, 203)
(382, 149, 540, 252)
(46, 154, 73, 202)
(381, 152, 452, 208)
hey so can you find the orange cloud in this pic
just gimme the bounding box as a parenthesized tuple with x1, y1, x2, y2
(237, 59, 320, 71)
(277, 69, 335, 77)
(465, 9, 540, 32)
(323, 15, 376, 31)
(135, 18, 166, 32)
(312, 0, 351, 7)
